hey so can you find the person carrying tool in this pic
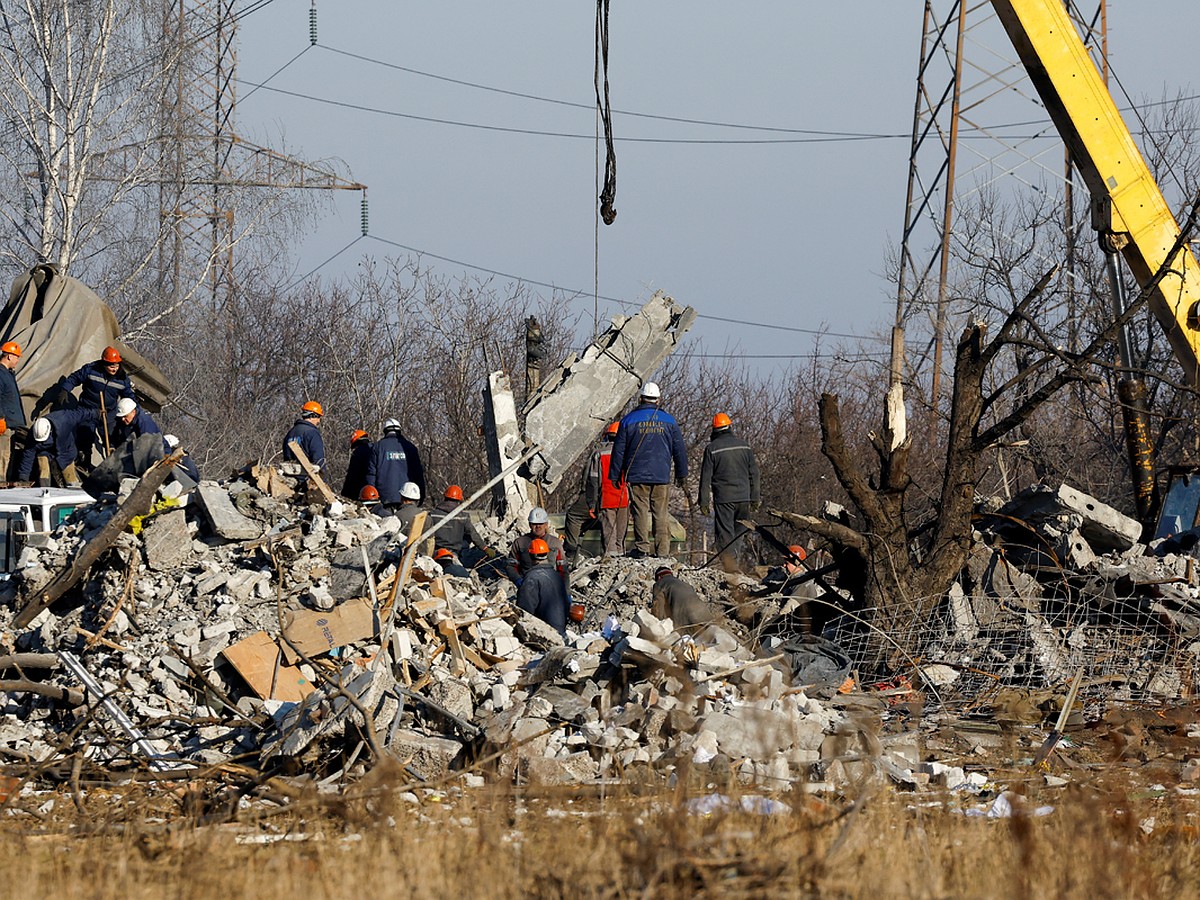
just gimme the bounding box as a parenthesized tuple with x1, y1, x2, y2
(610, 381, 688, 558)
(18, 410, 100, 487)
(698, 411, 761, 572)
(52, 345, 136, 462)
(0, 342, 25, 481)
(366, 417, 426, 508)
(516, 538, 569, 635)
(283, 400, 326, 487)
(341, 429, 372, 500)
(109, 397, 162, 448)
(508, 506, 568, 589)
(564, 422, 629, 562)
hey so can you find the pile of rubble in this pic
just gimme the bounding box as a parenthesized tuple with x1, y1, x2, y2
(0, 464, 854, 789)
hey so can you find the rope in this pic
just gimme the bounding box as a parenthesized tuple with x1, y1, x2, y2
(594, 0, 617, 225)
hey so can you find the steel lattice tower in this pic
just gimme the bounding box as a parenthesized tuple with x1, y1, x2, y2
(893, 1, 1108, 409)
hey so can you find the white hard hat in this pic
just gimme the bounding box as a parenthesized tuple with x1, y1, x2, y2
(528, 506, 549, 525)
(383, 417, 401, 432)
(164, 434, 181, 450)
(115, 397, 137, 418)
(640, 381, 661, 400)
(32, 417, 51, 443)
(400, 481, 421, 501)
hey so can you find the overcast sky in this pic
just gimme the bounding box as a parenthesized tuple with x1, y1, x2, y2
(233, 2, 1197, 374)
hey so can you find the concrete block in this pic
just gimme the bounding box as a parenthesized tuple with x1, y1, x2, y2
(196, 482, 261, 541)
(389, 729, 463, 780)
(524, 752, 597, 785)
(141, 509, 192, 572)
(701, 706, 826, 760)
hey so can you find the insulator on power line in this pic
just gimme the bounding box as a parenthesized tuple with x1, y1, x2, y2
(360, 190, 369, 236)
(309, 2, 317, 45)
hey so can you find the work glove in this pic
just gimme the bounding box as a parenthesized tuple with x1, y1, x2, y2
(484, 546, 498, 559)
(749, 500, 761, 513)
(54, 389, 70, 407)
(675, 476, 686, 489)
(587, 508, 595, 518)
(699, 503, 710, 516)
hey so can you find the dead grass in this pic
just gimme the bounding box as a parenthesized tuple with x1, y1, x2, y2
(0, 771, 1197, 899)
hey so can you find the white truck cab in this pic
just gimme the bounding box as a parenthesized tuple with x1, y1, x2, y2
(0, 487, 95, 573)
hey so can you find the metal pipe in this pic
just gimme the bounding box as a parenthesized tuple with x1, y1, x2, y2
(1104, 251, 1135, 370)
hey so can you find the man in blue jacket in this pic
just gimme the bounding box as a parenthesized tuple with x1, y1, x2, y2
(283, 401, 326, 487)
(110, 397, 162, 448)
(610, 381, 688, 558)
(0, 341, 25, 481)
(366, 418, 425, 508)
(53, 345, 135, 462)
(19, 409, 100, 486)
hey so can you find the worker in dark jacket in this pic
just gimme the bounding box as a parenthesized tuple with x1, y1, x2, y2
(508, 506, 568, 590)
(0, 341, 25, 480)
(698, 412, 761, 572)
(110, 397, 162, 449)
(516, 538, 569, 635)
(54, 346, 135, 462)
(341, 429, 371, 500)
(651, 566, 729, 634)
(164, 434, 201, 483)
(283, 401, 326, 485)
(430, 485, 491, 556)
(564, 422, 629, 562)
(610, 381, 687, 558)
(366, 418, 425, 506)
(19, 409, 100, 486)
(394, 482, 424, 533)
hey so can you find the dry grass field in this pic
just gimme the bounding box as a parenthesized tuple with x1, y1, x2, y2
(2, 761, 1197, 899)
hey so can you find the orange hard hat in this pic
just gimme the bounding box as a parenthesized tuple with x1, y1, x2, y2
(606, 421, 620, 436)
(435, 548, 454, 560)
(359, 485, 380, 502)
(102, 346, 121, 364)
(444, 485, 464, 502)
(302, 400, 324, 417)
(529, 538, 550, 556)
(712, 412, 732, 430)
(349, 429, 368, 446)
(0, 342, 20, 358)
(788, 545, 807, 562)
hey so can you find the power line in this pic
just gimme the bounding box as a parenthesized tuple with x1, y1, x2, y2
(363, 234, 884, 341)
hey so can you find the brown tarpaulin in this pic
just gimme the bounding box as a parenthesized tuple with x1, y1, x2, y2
(0, 264, 172, 418)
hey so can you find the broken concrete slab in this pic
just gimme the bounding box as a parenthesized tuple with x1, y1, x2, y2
(482, 371, 534, 521)
(389, 728, 464, 780)
(196, 482, 262, 541)
(520, 291, 696, 494)
(141, 509, 192, 572)
(1001, 483, 1141, 552)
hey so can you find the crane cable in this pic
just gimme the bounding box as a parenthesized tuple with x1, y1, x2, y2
(595, 0, 617, 225)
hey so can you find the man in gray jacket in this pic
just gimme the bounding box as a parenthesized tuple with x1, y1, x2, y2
(698, 412, 760, 572)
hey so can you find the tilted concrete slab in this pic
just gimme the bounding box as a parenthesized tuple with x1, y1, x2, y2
(1000, 483, 1141, 552)
(482, 371, 534, 520)
(519, 290, 695, 494)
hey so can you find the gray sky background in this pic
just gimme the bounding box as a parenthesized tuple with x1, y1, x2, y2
(234, 2, 1197, 374)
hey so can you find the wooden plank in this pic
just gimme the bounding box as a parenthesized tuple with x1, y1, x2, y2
(438, 619, 468, 676)
(220, 631, 313, 702)
(460, 644, 492, 672)
(281, 596, 377, 665)
(14, 452, 183, 629)
(381, 510, 427, 617)
(286, 440, 337, 505)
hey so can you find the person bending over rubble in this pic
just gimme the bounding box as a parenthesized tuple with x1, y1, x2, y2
(610, 381, 688, 558)
(19, 410, 99, 487)
(652, 566, 730, 634)
(109, 397, 161, 449)
(366, 418, 426, 508)
(283, 401, 326, 487)
(516, 538, 569, 635)
(341, 429, 372, 500)
(163, 434, 200, 482)
(434, 548, 471, 578)
(761, 545, 824, 634)
(508, 506, 569, 590)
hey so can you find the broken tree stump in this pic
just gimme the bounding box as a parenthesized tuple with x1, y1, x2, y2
(13, 451, 182, 629)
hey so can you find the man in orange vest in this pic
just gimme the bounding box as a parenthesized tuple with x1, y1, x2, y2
(563, 422, 630, 561)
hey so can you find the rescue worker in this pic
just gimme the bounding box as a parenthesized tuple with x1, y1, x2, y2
(0, 341, 25, 480)
(163, 434, 201, 482)
(516, 538, 569, 635)
(610, 381, 688, 558)
(358, 484, 381, 510)
(563, 422, 629, 562)
(366, 418, 426, 507)
(283, 401, 326, 484)
(651, 566, 729, 634)
(508, 506, 568, 590)
(341, 429, 372, 501)
(430, 485, 492, 558)
(110, 397, 162, 448)
(394, 481, 424, 533)
(18, 410, 100, 487)
(697, 412, 761, 572)
(53, 346, 135, 461)
(763, 545, 824, 635)
(433, 548, 471, 579)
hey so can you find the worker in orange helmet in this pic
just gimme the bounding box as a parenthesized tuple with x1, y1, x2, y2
(0, 341, 24, 480)
(430, 484, 492, 561)
(282, 400, 326, 486)
(433, 547, 471, 578)
(515, 538, 569, 635)
(563, 421, 629, 562)
(341, 428, 372, 501)
(52, 344, 136, 464)
(698, 411, 760, 573)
